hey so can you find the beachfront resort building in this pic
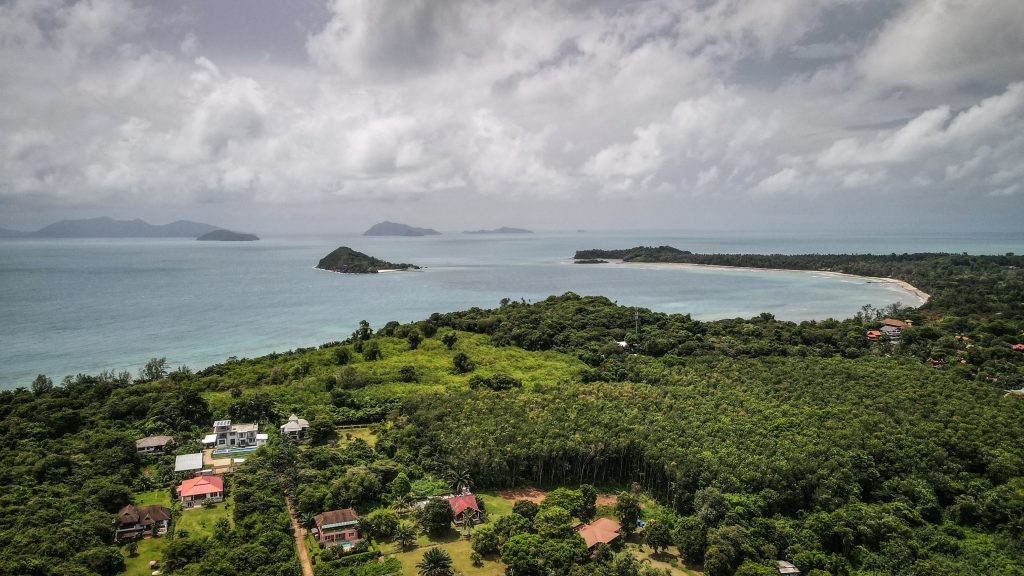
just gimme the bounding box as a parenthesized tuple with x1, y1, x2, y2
(202, 420, 268, 449)
(280, 414, 310, 440)
(176, 475, 224, 508)
(114, 504, 171, 542)
(312, 508, 361, 549)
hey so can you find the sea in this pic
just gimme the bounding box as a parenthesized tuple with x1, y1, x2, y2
(1, 230, 1021, 389)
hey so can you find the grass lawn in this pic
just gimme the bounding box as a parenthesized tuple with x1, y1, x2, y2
(476, 492, 513, 518)
(390, 538, 504, 576)
(176, 496, 232, 538)
(121, 535, 168, 576)
(626, 543, 704, 576)
(337, 426, 377, 447)
(134, 489, 171, 507)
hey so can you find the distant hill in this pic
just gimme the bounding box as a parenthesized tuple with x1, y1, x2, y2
(463, 227, 533, 234)
(316, 246, 420, 274)
(363, 221, 441, 237)
(197, 230, 259, 241)
(0, 227, 27, 238)
(29, 217, 220, 238)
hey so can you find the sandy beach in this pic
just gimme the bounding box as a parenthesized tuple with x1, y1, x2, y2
(597, 259, 931, 305)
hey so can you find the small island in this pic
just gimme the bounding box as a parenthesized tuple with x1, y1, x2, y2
(316, 246, 420, 274)
(574, 258, 608, 264)
(197, 229, 259, 241)
(463, 226, 532, 234)
(363, 221, 440, 237)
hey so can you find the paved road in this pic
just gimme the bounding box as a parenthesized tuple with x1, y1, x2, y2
(287, 499, 314, 576)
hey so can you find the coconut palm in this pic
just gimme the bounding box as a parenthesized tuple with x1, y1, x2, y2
(416, 547, 454, 576)
(444, 467, 473, 494)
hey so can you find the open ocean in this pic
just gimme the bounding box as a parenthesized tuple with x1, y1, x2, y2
(1, 230, 1021, 389)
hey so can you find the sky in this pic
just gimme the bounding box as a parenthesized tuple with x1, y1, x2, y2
(1, 0, 1023, 234)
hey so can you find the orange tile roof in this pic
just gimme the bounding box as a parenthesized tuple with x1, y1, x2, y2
(177, 475, 223, 498)
(576, 518, 621, 548)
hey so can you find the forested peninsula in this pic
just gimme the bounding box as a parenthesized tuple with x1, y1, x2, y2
(316, 246, 420, 274)
(4, 250, 1024, 576)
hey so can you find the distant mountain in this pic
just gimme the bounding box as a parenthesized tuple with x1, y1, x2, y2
(316, 246, 420, 274)
(197, 230, 259, 241)
(29, 217, 220, 238)
(0, 227, 28, 238)
(463, 227, 533, 234)
(363, 221, 441, 237)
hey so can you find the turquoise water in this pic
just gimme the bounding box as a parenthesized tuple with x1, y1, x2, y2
(1, 230, 1020, 389)
(212, 446, 260, 456)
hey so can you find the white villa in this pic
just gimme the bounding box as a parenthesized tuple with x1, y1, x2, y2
(202, 420, 268, 449)
(280, 414, 310, 440)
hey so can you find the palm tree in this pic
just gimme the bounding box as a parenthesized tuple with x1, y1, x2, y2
(444, 467, 473, 494)
(417, 547, 454, 576)
(396, 522, 417, 550)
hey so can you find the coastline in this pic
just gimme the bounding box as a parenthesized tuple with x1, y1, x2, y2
(599, 259, 931, 305)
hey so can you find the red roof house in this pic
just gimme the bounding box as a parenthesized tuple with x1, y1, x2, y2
(576, 518, 622, 549)
(177, 475, 224, 508)
(446, 494, 482, 525)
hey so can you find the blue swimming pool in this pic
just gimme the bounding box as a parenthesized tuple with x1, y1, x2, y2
(212, 446, 260, 456)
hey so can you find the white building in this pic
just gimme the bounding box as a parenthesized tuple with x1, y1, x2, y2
(174, 452, 205, 475)
(280, 414, 310, 440)
(203, 420, 267, 449)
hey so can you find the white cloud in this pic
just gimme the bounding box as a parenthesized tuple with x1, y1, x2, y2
(0, 0, 1021, 227)
(858, 0, 1024, 90)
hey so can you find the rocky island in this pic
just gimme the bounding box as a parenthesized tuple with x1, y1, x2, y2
(197, 229, 259, 241)
(316, 246, 420, 274)
(463, 226, 532, 234)
(363, 221, 440, 236)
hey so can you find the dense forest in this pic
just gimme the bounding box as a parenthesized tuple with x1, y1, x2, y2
(2, 250, 1023, 575)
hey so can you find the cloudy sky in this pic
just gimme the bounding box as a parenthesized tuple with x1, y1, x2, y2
(1, 0, 1022, 234)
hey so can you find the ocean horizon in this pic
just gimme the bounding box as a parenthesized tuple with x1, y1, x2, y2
(1, 229, 1021, 389)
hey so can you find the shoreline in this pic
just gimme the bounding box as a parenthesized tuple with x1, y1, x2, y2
(598, 259, 930, 305)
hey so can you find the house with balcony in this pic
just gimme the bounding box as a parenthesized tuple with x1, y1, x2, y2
(312, 508, 361, 550)
(114, 504, 171, 542)
(177, 475, 224, 508)
(202, 420, 267, 449)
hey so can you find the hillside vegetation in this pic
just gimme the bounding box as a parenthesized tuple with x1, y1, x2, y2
(3, 251, 1023, 576)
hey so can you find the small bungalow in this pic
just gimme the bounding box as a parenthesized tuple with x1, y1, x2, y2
(777, 560, 801, 575)
(280, 414, 310, 440)
(576, 518, 622, 551)
(1012, 343, 1024, 353)
(865, 329, 881, 341)
(114, 504, 171, 542)
(312, 508, 361, 549)
(446, 493, 483, 525)
(135, 435, 174, 454)
(177, 475, 224, 508)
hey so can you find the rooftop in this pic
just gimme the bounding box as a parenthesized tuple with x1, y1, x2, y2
(213, 419, 231, 427)
(446, 494, 481, 517)
(576, 517, 621, 549)
(314, 508, 359, 530)
(135, 435, 173, 449)
(174, 452, 204, 472)
(177, 475, 224, 497)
